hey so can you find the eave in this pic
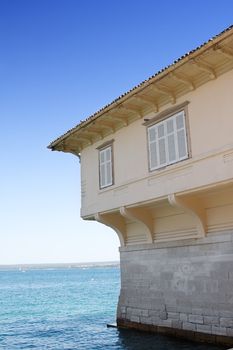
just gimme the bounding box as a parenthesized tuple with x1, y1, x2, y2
(48, 25, 233, 155)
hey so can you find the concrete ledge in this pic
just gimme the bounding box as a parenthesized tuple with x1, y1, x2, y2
(107, 323, 117, 328)
(117, 318, 233, 346)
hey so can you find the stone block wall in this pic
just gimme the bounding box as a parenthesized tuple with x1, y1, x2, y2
(117, 232, 233, 345)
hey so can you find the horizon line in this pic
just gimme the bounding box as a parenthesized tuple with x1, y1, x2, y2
(0, 260, 120, 269)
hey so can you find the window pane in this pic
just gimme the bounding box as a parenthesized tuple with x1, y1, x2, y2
(147, 109, 188, 171)
(148, 127, 156, 142)
(177, 129, 187, 158)
(106, 162, 112, 185)
(167, 134, 176, 162)
(176, 113, 184, 129)
(166, 119, 174, 133)
(158, 138, 166, 165)
(158, 124, 164, 138)
(105, 147, 111, 161)
(99, 145, 113, 188)
(150, 142, 157, 169)
(100, 150, 105, 163)
(100, 164, 106, 187)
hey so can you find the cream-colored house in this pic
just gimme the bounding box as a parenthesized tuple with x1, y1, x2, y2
(49, 26, 233, 344)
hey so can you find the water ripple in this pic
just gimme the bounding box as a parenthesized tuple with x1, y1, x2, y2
(0, 268, 225, 350)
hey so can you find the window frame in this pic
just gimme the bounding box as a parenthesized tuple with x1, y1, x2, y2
(97, 140, 114, 190)
(146, 102, 190, 172)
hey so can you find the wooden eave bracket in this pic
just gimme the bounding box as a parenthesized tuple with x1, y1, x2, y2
(133, 95, 159, 112)
(120, 206, 153, 243)
(73, 133, 93, 145)
(86, 126, 104, 139)
(94, 212, 126, 246)
(191, 59, 217, 79)
(119, 104, 143, 118)
(169, 72, 195, 91)
(60, 140, 82, 154)
(107, 113, 129, 126)
(168, 194, 206, 237)
(214, 45, 233, 59)
(97, 120, 115, 132)
(151, 84, 176, 104)
(57, 145, 78, 155)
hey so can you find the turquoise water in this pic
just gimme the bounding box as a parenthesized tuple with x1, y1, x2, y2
(0, 267, 225, 349)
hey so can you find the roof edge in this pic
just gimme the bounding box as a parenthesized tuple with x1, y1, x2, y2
(48, 24, 233, 150)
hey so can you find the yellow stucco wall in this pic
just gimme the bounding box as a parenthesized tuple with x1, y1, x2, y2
(81, 69, 233, 217)
(79, 69, 233, 246)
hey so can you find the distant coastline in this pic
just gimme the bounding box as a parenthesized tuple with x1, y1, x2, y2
(0, 261, 120, 270)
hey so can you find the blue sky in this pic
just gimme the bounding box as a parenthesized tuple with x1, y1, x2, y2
(0, 0, 232, 264)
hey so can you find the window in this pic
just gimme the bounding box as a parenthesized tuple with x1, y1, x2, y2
(148, 110, 188, 171)
(99, 145, 113, 189)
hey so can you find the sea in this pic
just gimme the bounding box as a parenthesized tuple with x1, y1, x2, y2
(0, 264, 226, 350)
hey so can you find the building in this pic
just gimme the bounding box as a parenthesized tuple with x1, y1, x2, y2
(48, 26, 233, 345)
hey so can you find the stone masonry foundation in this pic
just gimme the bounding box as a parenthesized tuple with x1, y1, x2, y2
(117, 232, 233, 346)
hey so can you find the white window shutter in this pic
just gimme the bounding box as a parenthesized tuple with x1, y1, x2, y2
(176, 112, 184, 129)
(167, 133, 176, 162)
(99, 146, 113, 188)
(177, 129, 187, 158)
(148, 126, 156, 142)
(158, 138, 166, 166)
(100, 163, 106, 188)
(148, 126, 158, 170)
(175, 112, 188, 159)
(157, 123, 167, 166)
(150, 143, 158, 169)
(105, 147, 111, 161)
(148, 109, 188, 171)
(166, 118, 177, 163)
(106, 161, 112, 186)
